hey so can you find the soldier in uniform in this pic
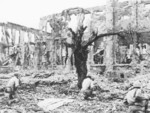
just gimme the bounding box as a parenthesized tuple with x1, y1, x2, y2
(5, 72, 21, 100)
(124, 81, 150, 113)
(80, 73, 97, 100)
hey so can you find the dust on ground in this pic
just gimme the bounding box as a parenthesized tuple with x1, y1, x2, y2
(0, 68, 149, 113)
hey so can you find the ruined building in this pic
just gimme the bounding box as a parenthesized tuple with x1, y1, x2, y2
(0, 22, 53, 72)
(39, 0, 150, 74)
(1, 0, 150, 75)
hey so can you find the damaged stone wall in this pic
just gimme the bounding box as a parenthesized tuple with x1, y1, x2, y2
(39, 0, 150, 76)
(0, 22, 53, 71)
(40, 0, 150, 44)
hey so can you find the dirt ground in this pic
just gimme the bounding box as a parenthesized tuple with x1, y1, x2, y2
(0, 68, 148, 113)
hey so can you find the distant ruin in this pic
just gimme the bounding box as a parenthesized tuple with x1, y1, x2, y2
(0, 22, 54, 72)
(38, 0, 150, 79)
(1, 0, 150, 76)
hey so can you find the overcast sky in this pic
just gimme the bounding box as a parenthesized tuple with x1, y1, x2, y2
(0, 0, 106, 29)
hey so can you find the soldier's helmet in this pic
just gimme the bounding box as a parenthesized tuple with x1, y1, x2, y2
(86, 72, 93, 79)
(133, 81, 141, 88)
(14, 72, 20, 77)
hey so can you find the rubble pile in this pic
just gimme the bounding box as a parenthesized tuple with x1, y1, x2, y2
(0, 70, 130, 113)
(2, 68, 150, 113)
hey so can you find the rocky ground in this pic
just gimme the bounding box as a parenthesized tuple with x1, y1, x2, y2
(0, 67, 150, 113)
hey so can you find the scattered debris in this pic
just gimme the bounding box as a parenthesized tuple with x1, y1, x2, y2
(38, 98, 74, 112)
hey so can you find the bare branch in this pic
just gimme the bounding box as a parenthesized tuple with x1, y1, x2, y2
(80, 26, 87, 32)
(82, 26, 87, 32)
(68, 28, 76, 37)
(77, 26, 87, 41)
(83, 32, 124, 48)
(63, 41, 74, 47)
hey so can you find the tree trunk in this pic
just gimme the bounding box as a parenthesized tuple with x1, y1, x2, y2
(74, 47, 88, 89)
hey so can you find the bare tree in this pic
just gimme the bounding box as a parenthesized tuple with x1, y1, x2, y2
(67, 26, 121, 89)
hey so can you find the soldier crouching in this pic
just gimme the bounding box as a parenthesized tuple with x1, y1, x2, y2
(124, 81, 150, 113)
(80, 75, 97, 100)
(5, 72, 21, 100)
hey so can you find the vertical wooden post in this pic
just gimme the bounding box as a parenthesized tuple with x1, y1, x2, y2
(34, 34, 38, 70)
(52, 39, 56, 69)
(18, 30, 21, 45)
(11, 29, 16, 45)
(4, 27, 9, 56)
(60, 39, 63, 65)
(54, 39, 57, 67)
(28, 32, 31, 43)
(20, 31, 25, 69)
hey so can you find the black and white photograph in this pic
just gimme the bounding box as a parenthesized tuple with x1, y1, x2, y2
(0, 0, 150, 112)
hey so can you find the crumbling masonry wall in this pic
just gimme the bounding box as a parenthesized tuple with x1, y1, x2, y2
(39, 0, 150, 65)
(0, 22, 53, 71)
